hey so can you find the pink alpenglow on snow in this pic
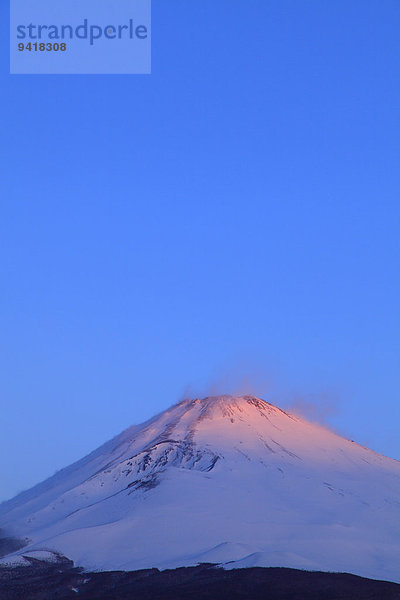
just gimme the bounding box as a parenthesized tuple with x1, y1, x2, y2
(0, 395, 399, 583)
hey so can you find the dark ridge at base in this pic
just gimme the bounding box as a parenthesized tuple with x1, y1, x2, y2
(1, 560, 399, 600)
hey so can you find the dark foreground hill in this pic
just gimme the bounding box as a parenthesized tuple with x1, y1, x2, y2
(1, 558, 400, 600)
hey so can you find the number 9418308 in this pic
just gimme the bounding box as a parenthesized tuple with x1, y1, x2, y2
(18, 42, 67, 52)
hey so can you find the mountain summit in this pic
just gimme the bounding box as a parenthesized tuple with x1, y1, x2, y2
(1, 395, 399, 582)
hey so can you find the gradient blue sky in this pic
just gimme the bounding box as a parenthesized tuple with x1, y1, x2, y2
(1, 0, 399, 502)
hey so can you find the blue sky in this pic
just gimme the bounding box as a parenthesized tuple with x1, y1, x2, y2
(1, 0, 399, 502)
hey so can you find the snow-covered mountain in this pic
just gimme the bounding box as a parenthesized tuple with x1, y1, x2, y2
(1, 395, 399, 583)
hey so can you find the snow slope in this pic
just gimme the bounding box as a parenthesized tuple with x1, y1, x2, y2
(1, 395, 399, 582)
